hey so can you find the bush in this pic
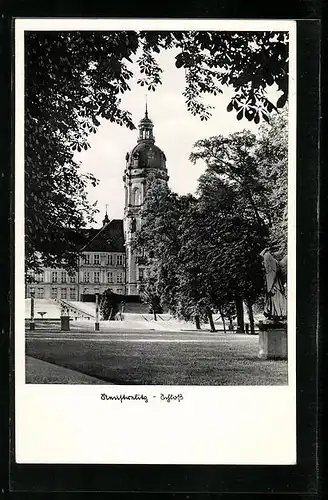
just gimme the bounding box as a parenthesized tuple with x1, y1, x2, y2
(100, 289, 119, 320)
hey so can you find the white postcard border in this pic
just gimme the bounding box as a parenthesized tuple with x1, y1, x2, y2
(15, 18, 297, 465)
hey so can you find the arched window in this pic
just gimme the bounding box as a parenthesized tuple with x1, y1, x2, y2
(133, 187, 141, 206)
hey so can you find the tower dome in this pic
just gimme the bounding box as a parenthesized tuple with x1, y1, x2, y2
(125, 105, 168, 174)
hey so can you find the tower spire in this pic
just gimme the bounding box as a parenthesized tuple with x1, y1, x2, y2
(145, 94, 148, 119)
(138, 96, 154, 143)
(102, 204, 109, 226)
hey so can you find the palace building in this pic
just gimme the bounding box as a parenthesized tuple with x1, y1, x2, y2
(25, 107, 169, 301)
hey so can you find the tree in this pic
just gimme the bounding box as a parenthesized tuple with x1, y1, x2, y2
(26, 31, 289, 272)
(255, 109, 288, 258)
(134, 179, 183, 315)
(195, 172, 265, 333)
(189, 113, 288, 330)
(190, 129, 272, 231)
(135, 179, 207, 328)
(136, 174, 265, 333)
(25, 32, 139, 273)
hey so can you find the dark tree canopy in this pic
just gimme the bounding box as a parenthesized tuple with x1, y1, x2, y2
(135, 177, 265, 328)
(256, 108, 288, 257)
(25, 30, 289, 272)
(190, 111, 288, 258)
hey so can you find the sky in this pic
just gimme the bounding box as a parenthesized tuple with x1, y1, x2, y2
(75, 48, 281, 227)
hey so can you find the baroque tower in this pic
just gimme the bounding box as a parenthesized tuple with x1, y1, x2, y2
(123, 106, 169, 295)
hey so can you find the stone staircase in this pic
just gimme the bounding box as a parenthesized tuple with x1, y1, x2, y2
(25, 298, 96, 320)
(58, 299, 96, 320)
(25, 298, 61, 319)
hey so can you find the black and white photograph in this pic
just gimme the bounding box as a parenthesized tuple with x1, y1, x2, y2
(15, 19, 297, 465)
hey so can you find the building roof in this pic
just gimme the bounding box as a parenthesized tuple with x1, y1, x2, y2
(129, 142, 166, 170)
(79, 219, 125, 253)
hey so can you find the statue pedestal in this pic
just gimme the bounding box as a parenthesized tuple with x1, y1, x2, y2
(258, 328, 287, 360)
(61, 315, 70, 331)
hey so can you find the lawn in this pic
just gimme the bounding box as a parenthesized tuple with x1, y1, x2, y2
(26, 333, 288, 385)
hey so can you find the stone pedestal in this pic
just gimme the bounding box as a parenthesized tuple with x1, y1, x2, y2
(61, 315, 70, 331)
(258, 329, 287, 360)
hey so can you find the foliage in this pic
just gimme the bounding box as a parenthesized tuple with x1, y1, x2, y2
(190, 112, 288, 258)
(138, 31, 289, 123)
(134, 179, 182, 314)
(190, 130, 271, 230)
(197, 171, 266, 303)
(255, 109, 288, 258)
(136, 175, 265, 327)
(25, 31, 139, 272)
(26, 31, 289, 272)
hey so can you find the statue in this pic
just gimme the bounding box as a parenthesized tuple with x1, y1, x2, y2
(260, 248, 287, 320)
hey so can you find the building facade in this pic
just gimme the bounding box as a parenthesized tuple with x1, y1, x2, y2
(26, 219, 126, 300)
(26, 108, 168, 301)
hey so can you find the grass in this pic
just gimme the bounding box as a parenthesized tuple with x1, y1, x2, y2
(25, 356, 105, 384)
(26, 332, 288, 385)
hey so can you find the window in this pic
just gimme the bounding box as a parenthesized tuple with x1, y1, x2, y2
(94, 271, 100, 283)
(69, 274, 76, 283)
(61, 288, 67, 299)
(117, 255, 124, 266)
(83, 254, 90, 265)
(107, 255, 113, 266)
(36, 287, 44, 299)
(84, 272, 90, 283)
(133, 187, 141, 206)
(69, 288, 76, 300)
(51, 288, 57, 299)
(61, 271, 67, 283)
(107, 271, 113, 283)
(35, 272, 44, 282)
(94, 254, 100, 265)
(52, 271, 58, 283)
(138, 268, 144, 282)
(117, 272, 123, 284)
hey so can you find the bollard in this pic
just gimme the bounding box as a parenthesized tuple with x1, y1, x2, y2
(95, 291, 100, 331)
(30, 290, 35, 330)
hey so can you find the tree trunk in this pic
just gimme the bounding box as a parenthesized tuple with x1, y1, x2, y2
(235, 298, 245, 333)
(153, 309, 157, 321)
(195, 315, 201, 330)
(219, 307, 226, 333)
(246, 299, 255, 335)
(207, 308, 216, 332)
